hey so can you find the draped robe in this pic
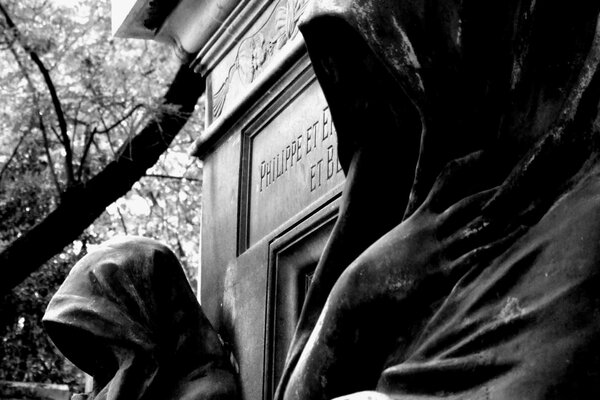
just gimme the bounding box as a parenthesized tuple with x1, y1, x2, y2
(43, 237, 239, 400)
(275, 1, 600, 399)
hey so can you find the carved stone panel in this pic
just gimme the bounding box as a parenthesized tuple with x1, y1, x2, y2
(196, 5, 348, 398)
(210, 0, 308, 122)
(239, 70, 344, 251)
(199, 49, 345, 400)
(264, 209, 338, 400)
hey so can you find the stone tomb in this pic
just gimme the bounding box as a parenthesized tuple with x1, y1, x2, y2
(190, 1, 344, 399)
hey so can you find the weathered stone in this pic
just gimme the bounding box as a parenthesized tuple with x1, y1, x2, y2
(188, 2, 347, 397)
(109, 0, 600, 399)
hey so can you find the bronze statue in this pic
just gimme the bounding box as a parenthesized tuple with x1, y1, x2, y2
(276, 0, 600, 399)
(43, 0, 600, 398)
(43, 236, 239, 400)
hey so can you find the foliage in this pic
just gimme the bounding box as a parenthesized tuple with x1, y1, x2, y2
(0, 243, 87, 390)
(0, 0, 204, 390)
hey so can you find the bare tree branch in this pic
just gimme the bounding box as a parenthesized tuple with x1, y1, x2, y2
(0, 119, 33, 182)
(38, 115, 62, 196)
(96, 104, 145, 134)
(115, 207, 129, 235)
(71, 98, 84, 143)
(0, 63, 205, 293)
(98, 115, 119, 157)
(142, 173, 202, 182)
(49, 126, 64, 146)
(2, 29, 62, 195)
(0, 1, 74, 186)
(76, 127, 97, 181)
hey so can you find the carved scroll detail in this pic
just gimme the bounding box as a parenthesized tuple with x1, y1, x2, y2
(212, 0, 308, 119)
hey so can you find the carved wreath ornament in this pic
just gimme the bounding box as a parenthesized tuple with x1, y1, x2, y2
(212, 0, 308, 119)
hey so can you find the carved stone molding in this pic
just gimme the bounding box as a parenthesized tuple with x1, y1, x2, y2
(212, 0, 307, 119)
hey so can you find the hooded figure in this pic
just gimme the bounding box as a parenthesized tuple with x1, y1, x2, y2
(43, 236, 239, 400)
(276, 0, 600, 399)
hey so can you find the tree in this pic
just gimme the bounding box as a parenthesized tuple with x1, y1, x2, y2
(0, 0, 205, 387)
(0, 0, 205, 293)
(0, 242, 87, 389)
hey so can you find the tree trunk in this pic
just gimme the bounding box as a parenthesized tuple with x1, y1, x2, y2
(0, 63, 205, 294)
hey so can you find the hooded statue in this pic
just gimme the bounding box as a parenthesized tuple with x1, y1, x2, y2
(275, 0, 600, 399)
(43, 236, 239, 400)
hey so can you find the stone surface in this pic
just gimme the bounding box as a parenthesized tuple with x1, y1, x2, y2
(244, 77, 343, 249)
(195, 23, 345, 397)
(112, 0, 242, 56)
(43, 237, 239, 400)
(203, 0, 309, 122)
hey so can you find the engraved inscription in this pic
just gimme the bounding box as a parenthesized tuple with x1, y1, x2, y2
(258, 106, 343, 193)
(245, 79, 345, 248)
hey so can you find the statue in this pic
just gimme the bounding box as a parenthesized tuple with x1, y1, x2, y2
(275, 0, 600, 399)
(43, 236, 239, 400)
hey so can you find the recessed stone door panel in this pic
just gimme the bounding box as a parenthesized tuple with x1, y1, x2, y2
(264, 209, 338, 400)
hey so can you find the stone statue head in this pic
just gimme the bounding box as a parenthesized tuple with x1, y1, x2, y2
(274, 2, 600, 399)
(299, 0, 600, 215)
(43, 236, 239, 400)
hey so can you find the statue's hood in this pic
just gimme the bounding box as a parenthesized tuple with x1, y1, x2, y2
(43, 237, 230, 400)
(299, 0, 600, 215)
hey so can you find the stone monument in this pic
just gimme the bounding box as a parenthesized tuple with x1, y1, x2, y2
(186, 2, 346, 399)
(80, 0, 600, 399)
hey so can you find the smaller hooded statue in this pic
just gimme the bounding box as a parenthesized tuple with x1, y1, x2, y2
(43, 236, 239, 400)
